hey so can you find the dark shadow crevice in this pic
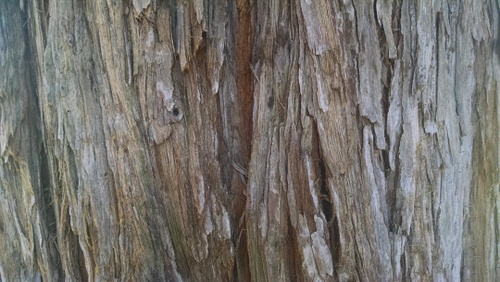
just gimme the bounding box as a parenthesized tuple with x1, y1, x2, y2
(66, 145, 79, 192)
(231, 0, 254, 281)
(309, 116, 341, 271)
(76, 239, 89, 282)
(236, 0, 254, 157)
(318, 159, 333, 225)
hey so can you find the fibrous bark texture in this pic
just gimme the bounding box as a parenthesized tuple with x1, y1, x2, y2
(0, 0, 499, 281)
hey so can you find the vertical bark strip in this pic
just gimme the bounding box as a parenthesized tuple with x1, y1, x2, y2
(0, 0, 499, 281)
(0, 1, 56, 280)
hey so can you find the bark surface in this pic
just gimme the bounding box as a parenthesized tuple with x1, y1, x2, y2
(0, 0, 499, 281)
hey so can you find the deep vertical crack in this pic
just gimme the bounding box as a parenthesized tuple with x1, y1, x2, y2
(233, 0, 253, 280)
(236, 0, 254, 155)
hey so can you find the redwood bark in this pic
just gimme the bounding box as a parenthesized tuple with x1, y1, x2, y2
(0, 0, 499, 281)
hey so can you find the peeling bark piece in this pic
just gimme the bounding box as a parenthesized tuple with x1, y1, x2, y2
(132, 0, 150, 14)
(148, 120, 172, 144)
(376, 0, 397, 59)
(299, 0, 335, 55)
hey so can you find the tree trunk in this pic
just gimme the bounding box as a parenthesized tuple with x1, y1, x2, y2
(1, 0, 499, 280)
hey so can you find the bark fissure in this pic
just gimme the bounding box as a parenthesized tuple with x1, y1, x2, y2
(232, 0, 253, 280)
(123, 2, 134, 86)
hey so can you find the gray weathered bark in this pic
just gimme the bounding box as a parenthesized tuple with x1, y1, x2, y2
(1, 0, 499, 281)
